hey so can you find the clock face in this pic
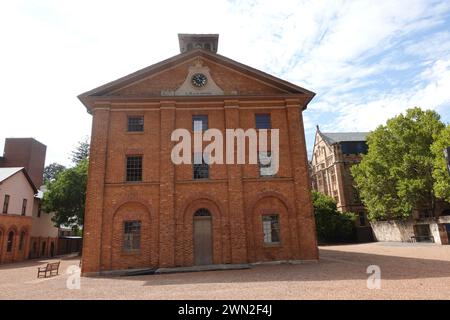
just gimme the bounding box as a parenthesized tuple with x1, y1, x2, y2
(191, 73, 208, 88)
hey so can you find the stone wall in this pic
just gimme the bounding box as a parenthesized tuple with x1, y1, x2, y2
(371, 216, 450, 244)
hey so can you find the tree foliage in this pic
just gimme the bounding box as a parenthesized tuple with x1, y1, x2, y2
(71, 138, 90, 164)
(351, 108, 445, 221)
(312, 191, 356, 243)
(431, 125, 450, 202)
(43, 159, 88, 228)
(43, 139, 90, 228)
(43, 163, 66, 183)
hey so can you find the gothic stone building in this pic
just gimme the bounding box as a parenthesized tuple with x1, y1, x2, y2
(78, 34, 318, 274)
(311, 127, 373, 241)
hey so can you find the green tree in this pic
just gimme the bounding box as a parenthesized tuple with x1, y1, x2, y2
(431, 125, 450, 202)
(312, 191, 356, 243)
(42, 159, 88, 228)
(351, 107, 445, 221)
(71, 138, 90, 164)
(43, 140, 90, 228)
(43, 163, 66, 183)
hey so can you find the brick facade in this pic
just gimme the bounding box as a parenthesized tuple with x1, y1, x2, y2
(79, 39, 318, 274)
(0, 214, 32, 264)
(29, 236, 58, 259)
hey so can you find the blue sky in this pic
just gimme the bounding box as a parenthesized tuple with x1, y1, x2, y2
(1, 0, 450, 165)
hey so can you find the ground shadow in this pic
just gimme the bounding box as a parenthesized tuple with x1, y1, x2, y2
(93, 246, 450, 286)
(0, 254, 79, 270)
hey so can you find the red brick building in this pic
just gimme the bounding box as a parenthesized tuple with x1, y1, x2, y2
(0, 168, 35, 264)
(78, 34, 318, 274)
(0, 138, 59, 263)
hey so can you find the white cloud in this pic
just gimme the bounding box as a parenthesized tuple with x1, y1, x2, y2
(0, 0, 449, 165)
(324, 57, 450, 132)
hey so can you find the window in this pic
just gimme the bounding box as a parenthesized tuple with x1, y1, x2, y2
(255, 114, 271, 129)
(317, 175, 323, 188)
(19, 231, 25, 251)
(127, 116, 144, 132)
(330, 171, 336, 185)
(2, 195, 10, 214)
(194, 208, 211, 217)
(21, 199, 27, 216)
(192, 115, 208, 131)
(126, 156, 143, 182)
(193, 153, 209, 179)
(341, 141, 368, 155)
(359, 212, 366, 226)
(258, 151, 275, 177)
(262, 215, 280, 244)
(7, 231, 14, 252)
(123, 220, 141, 251)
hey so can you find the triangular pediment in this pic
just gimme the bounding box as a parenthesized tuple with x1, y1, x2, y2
(78, 49, 315, 108)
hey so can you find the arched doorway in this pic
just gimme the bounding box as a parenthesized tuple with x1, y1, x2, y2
(193, 208, 213, 265)
(50, 242, 55, 257)
(18, 231, 26, 259)
(6, 231, 14, 253)
(31, 241, 37, 259)
(41, 241, 46, 257)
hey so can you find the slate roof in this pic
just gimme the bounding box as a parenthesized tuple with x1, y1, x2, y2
(320, 132, 369, 145)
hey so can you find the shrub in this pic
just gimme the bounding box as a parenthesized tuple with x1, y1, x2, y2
(312, 191, 356, 243)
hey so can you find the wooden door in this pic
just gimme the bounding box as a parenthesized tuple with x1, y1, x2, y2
(194, 216, 213, 265)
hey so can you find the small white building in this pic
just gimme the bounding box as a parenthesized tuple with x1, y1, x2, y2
(1, 138, 63, 263)
(29, 188, 59, 258)
(0, 167, 36, 263)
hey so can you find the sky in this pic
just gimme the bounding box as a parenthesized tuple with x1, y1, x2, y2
(1, 0, 450, 166)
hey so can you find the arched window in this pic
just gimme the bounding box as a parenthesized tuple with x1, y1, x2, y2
(7, 231, 14, 252)
(194, 208, 211, 217)
(19, 231, 26, 251)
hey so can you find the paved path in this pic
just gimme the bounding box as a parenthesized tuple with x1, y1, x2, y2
(1, 243, 449, 299)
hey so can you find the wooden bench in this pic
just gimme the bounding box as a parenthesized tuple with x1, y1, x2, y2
(37, 261, 60, 278)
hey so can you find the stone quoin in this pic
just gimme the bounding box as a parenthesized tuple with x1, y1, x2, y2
(78, 34, 319, 274)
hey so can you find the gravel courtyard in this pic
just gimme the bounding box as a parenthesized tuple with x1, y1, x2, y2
(1, 242, 449, 300)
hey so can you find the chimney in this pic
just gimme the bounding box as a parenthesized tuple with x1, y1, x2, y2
(0, 138, 47, 188)
(178, 34, 219, 54)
